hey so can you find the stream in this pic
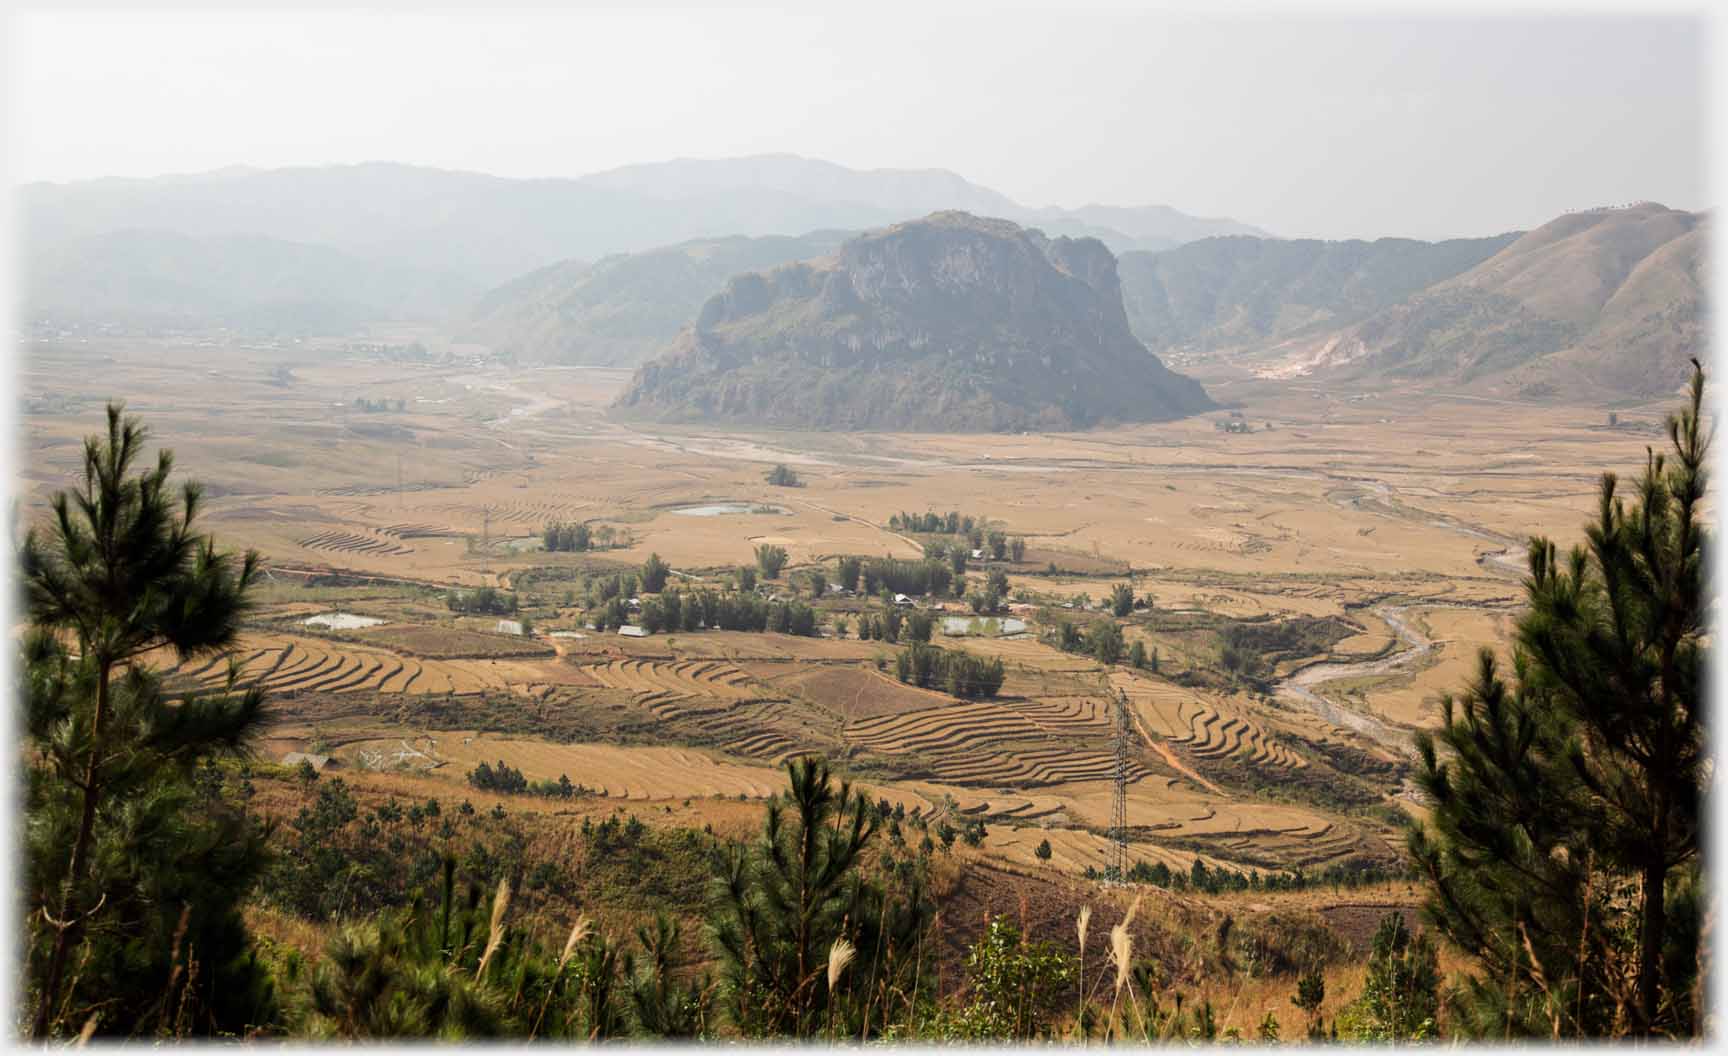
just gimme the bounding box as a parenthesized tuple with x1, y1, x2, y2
(1274, 605, 1433, 754)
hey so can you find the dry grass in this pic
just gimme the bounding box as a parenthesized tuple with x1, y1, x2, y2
(20, 341, 1658, 884)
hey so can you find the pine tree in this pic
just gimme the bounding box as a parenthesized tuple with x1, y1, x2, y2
(708, 757, 929, 1038)
(20, 403, 270, 1037)
(1348, 913, 1440, 1041)
(1410, 362, 1708, 1038)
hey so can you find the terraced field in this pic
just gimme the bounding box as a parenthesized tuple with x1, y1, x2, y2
(583, 657, 758, 699)
(334, 737, 789, 799)
(298, 528, 416, 557)
(153, 634, 518, 696)
(377, 521, 462, 540)
(1112, 669, 1307, 771)
(409, 497, 594, 526)
(846, 698, 1146, 788)
(580, 658, 806, 764)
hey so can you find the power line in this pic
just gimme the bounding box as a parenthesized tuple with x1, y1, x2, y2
(1111, 688, 1131, 883)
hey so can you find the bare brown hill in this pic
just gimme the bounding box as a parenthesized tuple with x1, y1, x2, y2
(1270, 204, 1706, 401)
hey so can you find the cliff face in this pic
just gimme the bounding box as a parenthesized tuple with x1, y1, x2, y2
(613, 212, 1214, 431)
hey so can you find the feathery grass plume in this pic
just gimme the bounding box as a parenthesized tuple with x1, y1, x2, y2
(827, 938, 857, 993)
(1111, 895, 1143, 992)
(1106, 895, 1144, 1041)
(475, 876, 513, 981)
(1076, 905, 1093, 1040)
(559, 916, 592, 971)
(531, 915, 593, 1039)
(826, 938, 858, 1041)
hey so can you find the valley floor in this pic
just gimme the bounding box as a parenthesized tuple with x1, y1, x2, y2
(17, 334, 1667, 1029)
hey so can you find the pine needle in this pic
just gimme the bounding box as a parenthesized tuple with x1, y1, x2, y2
(828, 938, 857, 993)
(475, 876, 512, 981)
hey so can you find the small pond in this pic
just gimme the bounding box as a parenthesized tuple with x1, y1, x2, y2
(939, 616, 1027, 637)
(303, 612, 386, 630)
(669, 502, 789, 517)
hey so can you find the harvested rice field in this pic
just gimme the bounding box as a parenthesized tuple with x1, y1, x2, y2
(20, 340, 1663, 877)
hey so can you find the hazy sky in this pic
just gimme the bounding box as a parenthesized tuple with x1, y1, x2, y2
(6, 8, 1708, 240)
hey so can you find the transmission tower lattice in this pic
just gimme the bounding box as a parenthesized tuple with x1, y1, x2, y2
(1111, 689, 1131, 882)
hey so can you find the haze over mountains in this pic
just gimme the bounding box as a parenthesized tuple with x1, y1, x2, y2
(613, 212, 1214, 432)
(18, 154, 1705, 409)
(19, 154, 1265, 332)
(461, 231, 855, 368)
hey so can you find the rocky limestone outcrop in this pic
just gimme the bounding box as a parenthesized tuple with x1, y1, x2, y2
(614, 212, 1214, 431)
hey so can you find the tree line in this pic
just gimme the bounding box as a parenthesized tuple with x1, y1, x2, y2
(446, 586, 519, 615)
(468, 759, 592, 800)
(596, 588, 819, 638)
(894, 641, 1008, 699)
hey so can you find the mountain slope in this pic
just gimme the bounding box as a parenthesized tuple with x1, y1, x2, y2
(613, 212, 1214, 431)
(22, 228, 481, 333)
(460, 231, 853, 366)
(1116, 232, 1520, 354)
(1279, 204, 1707, 399)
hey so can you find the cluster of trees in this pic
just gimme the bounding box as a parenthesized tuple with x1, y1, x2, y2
(467, 760, 590, 800)
(541, 520, 592, 552)
(856, 608, 930, 644)
(884, 514, 1026, 565)
(835, 556, 861, 591)
(1051, 618, 1125, 665)
(1127, 639, 1159, 672)
(1217, 616, 1349, 681)
(969, 567, 1013, 613)
(640, 553, 671, 593)
(764, 463, 802, 487)
(1083, 855, 1408, 896)
(632, 588, 818, 637)
(446, 586, 519, 615)
(894, 641, 1007, 699)
(351, 396, 407, 413)
(888, 510, 980, 535)
(858, 556, 956, 598)
(754, 544, 788, 580)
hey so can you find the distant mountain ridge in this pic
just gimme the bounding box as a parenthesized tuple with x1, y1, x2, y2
(613, 212, 1214, 431)
(1268, 204, 1707, 399)
(459, 230, 854, 366)
(21, 156, 1269, 306)
(1115, 232, 1521, 353)
(23, 228, 481, 334)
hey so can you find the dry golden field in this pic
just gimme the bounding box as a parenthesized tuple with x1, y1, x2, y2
(19, 334, 1670, 879)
